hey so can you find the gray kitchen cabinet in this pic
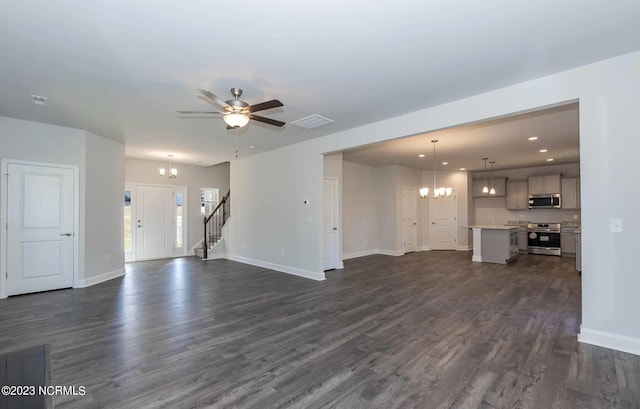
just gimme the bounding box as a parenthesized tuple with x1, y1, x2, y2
(518, 231, 528, 251)
(506, 180, 528, 210)
(528, 175, 561, 195)
(472, 177, 507, 197)
(561, 177, 580, 209)
(561, 225, 577, 256)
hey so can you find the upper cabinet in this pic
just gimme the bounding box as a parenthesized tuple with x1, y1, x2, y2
(528, 175, 561, 195)
(506, 180, 528, 210)
(561, 177, 581, 209)
(472, 178, 506, 197)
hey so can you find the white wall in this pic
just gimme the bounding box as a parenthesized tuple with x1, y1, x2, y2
(374, 166, 399, 252)
(0, 116, 126, 293)
(228, 146, 325, 280)
(473, 163, 581, 225)
(125, 158, 230, 252)
(342, 161, 378, 257)
(84, 132, 125, 284)
(228, 50, 640, 355)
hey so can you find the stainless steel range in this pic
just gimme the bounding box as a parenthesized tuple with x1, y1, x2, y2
(527, 223, 561, 256)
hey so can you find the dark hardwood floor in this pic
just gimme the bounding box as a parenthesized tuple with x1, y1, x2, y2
(1, 251, 639, 408)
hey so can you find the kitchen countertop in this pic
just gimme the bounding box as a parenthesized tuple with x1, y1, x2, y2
(466, 225, 520, 230)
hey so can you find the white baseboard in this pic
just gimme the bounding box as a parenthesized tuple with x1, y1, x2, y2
(225, 254, 326, 281)
(376, 249, 405, 256)
(578, 326, 640, 356)
(76, 268, 125, 288)
(417, 246, 431, 252)
(472, 255, 483, 262)
(342, 249, 378, 260)
(456, 245, 472, 251)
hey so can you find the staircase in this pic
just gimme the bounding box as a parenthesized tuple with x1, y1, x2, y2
(195, 190, 230, 260)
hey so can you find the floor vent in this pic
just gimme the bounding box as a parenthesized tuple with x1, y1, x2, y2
(290, 114, 334, 130)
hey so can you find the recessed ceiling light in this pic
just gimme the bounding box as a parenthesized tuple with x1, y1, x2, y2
(442, 162, 448, 165)
(459, 168, 466, 171)
(539, 149, 548, 153)
(546, 158, 554, 162)
(528, 136, 538, 141)
(249, 145, 256, 149)
(418, 154, 425, 158)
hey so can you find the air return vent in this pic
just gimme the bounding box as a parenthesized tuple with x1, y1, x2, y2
(31, 95, 48, 106)
(290, 114, 334, 130)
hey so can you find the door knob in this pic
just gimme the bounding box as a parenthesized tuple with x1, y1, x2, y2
(60, 233, 73, 236)
(333, 227, 337, 231)
(138, 225, 143, 228)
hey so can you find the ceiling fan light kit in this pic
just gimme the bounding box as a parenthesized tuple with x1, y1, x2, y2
(224, 112, 250, 128)
(178, 87, 285, 129)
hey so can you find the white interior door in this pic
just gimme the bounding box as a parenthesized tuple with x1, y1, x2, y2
(431, 193, 457, 250)
(7, 163, 75, 296)
(403, 187, 417, 253)
(323, 177, 340, 270)
(135, 185, 174, 260)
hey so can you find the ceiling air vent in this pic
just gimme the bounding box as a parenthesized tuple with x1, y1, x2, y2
(290, 114, 334, 130)
(31, 95, 48, 106)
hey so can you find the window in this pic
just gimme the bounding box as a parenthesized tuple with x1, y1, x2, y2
(124, 191, 132, 252)
(200, 188, 219, 215)
(176, 192, 183, 248)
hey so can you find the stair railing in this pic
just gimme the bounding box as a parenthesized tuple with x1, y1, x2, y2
(203, 190, 230, 259)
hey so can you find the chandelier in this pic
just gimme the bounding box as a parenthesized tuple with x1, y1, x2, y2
(159, 154, 177, 178)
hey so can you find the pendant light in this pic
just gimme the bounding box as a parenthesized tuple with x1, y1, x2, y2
(489, 161, 496, 195)
(431, 140, 452, 199)
(482, 157, 489, 193)
(159, 154, 178, 178)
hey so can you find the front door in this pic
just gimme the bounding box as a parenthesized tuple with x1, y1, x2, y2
(431, 193, 457, 250)
(403, 187, 417, 253)
(7, 163, 75, 296)
(323, 177, 340, 270)
(135, 185, 174, 260)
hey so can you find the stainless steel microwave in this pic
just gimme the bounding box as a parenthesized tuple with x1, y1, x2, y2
(528, 194, 561, 209)
(529, 193, 561, 209)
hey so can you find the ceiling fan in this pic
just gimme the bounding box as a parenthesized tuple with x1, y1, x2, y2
(178, 88, 285, 129)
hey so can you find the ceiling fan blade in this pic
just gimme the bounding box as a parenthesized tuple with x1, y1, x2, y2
(248, 99, 283, 113)
(197, 89, 229, 109)
(249, 115, 286, 127)
(177, 110, 222, 114)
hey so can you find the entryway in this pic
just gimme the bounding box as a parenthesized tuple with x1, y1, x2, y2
(1, 161, 78, 297)
(124, 184, 187, 262)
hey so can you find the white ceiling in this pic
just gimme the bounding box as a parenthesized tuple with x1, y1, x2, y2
(342, 103, 580, 171)
(1, 1, 639, 166)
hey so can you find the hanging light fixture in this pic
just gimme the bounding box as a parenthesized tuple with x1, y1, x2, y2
(489, 161, 496, 195)
(482, 157, 489, 193)
(159, 154, 178, 178)
(223, 112, 250, 128)
(431, 140, 452, 199)
(419, 187, 429, 198)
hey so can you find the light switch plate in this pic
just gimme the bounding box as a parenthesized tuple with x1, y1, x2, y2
(610, 218, 623, 233)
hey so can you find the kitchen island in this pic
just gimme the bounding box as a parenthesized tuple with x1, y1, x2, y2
(467, 225, 520, 264)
